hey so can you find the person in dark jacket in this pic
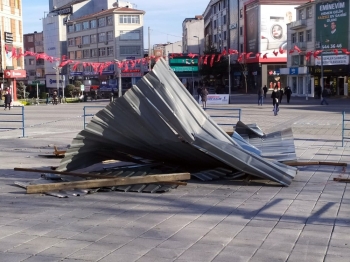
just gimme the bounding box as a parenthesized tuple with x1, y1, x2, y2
(4, 91, 12, 110)
(258, 87, 264, 106)
(263, 85, 268, 98)
(278, 87, 284, 104)
(321, 88, 329, 105)
(201, 87, 209, 109)
(271, 87, 280, 116)
(285, 86, 292, 103)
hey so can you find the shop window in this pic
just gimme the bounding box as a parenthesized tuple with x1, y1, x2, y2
(291, 33, 296, 43)
(240, 26, 243, 36)
(306, 30, 312, 42)
(298, 32, 304, 43)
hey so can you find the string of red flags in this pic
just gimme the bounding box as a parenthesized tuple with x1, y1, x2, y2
(4, 43, 350, 72)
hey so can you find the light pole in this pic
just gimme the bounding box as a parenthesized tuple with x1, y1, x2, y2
(114, 59, 124, 98)
(193, 36, 200, 55)
(53, 65, 63, 103)
(228, 54, 231, 103)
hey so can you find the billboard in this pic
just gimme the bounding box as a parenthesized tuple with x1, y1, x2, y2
(316, 1, 348, 50)
(245, 4, 259, 54)
(260, 5, 297, 57)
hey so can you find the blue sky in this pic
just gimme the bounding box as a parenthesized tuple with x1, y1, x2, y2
(22, 0, 208, 48)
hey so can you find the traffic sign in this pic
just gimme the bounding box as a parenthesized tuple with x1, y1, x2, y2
(32, 80, 40, 84)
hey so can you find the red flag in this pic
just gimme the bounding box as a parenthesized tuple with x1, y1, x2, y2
(198, 56, 203, 65)
(188, 53, 196, 59)
(305, 51, 313, 61)
(313, 50, 323, 58)
(255, 53, 261, 58)
(245, 52, 253, 59)
(11, 47, 17, 58)
(203, 55, 208, 65)
(216, 54, 222, 62)
(289, 48, 295, 54)
(294, 45, 301, 53)
(333, 49, 339, 55)
(342, 48, 348, 54)
(5, 45, 9, 54)
(279, 47, 285, 54)
(72, 62, 79, 71)
(237, 54, 243, 63)
(221, 49, 227, 55)
(61, 55, 67, 61)
(228, 49, 238, 55)
(209, 55, 215, 67)
(263, 53, 268, 59)
(273, 50, 278, 56)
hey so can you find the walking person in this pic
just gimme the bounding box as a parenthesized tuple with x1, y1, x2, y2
(271, 87, 280, 116)
(201, 87, 209, 109)
(263, 85, 268, 98)
(321, 88, 329, 105)
(197, 86, 202, 102)
(4, 90, 12, 110)
(285, 86, 292, 103)
(258, 86, 264, 106)
(52, 91, 58, 105)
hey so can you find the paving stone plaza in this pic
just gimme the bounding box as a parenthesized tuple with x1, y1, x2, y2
(0, 95, 350, 262)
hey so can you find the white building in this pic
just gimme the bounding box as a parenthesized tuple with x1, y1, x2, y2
(182, 16, 204, 55)
(66, 6, 145, 91)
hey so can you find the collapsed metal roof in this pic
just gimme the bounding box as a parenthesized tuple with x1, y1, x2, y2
(57, 58, 297, 186)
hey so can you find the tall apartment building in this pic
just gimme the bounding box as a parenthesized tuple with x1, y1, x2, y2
(43, 0, 134, 91)
(66, 6, 145, 91)
(0, 0, 25, 100)
(182, 16, 204, 55)
(23, 31, 45, 95)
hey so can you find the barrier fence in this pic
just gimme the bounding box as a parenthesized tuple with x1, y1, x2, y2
(342, 111, 350, 147)
(83, 106, 105, 128)
(0, 107, 25, 137)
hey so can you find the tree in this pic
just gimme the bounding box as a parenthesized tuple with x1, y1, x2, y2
(16, 81, 29, 99)
(237, 56, 249, 94)
(65, 84, 75, 97)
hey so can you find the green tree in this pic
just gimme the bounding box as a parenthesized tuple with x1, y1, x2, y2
(65, 84, 75, 97)
(16, 81, 29, 99)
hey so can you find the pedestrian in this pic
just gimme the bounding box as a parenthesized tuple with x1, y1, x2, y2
(52, 91, 58, 105)
(321, 88, 329, 105)
(4, 90, 12, 110)
(0, 87, 2, 100)
(271, 87, 280, 116)
(278, 87, 284, 104)
(197, 86, 202, 101)
(285, 86, 292, 103)
(263, 85, 268, 98)
(258, 86, 264, 106)
(45, 93, 49, 105)
(201, 87, 209, 109)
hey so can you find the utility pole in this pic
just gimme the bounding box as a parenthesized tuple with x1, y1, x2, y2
(228, 54, 231, 103)
(148, 27, 151, 72)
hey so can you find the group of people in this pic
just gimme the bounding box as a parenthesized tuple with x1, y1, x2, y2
(0, 87, 12, 110)
(257, 85, 293, 116)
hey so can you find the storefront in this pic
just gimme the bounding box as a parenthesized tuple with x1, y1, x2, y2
(282, 67, 313, 97)
(309, 65, 349, 96)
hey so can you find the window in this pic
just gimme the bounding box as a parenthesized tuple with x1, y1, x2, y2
(29, 59, 35, 65)
(98, 47, 106, 56)
(68, 25, 74, 32)
(214, 35, 217, 43)
(75, 37, 82, 46)
(240, 26, 243, 36)
(107, 46, 113, 56)
(307, 6, 312, 18)
(214, 5, 216, 13)
(299, 9, 304, 19)
(27, 35, 33, 42)
(90, 34, 97, 44)
(291, 33, 296, 43)
(218, 3, 221, 11)
(68, 38, 74, 46)
(82, 35, 90, 45)
(120, 46, 141, 55)
(119, 15, 140, 24)
(223, 0, 226, 8)
(306, 30, 312, 42)
(90, 48, 98, 57)
(36, 59, 44, 65)
(83, 49, 90, 58)
(224, 31, 227, 40)
(120, 30, 140, 40)
(29, 70, 36, 76)
(292, 55, 304, 66)
(214, 20, 217, 29)
(98, 17, 106, 27)
(68, 51, 75, 59)
(240, 9, 243, 18)
(90, 20, 97, 28)
(240, 44, 243, 52)
(223, 15, 226, 25)
(75, 50, 82, 59)
(82, 21, 89, 30)
(75, 23, 82, 31)
(98, 32, 106, 42)
(107, 31, 113, 41)
(107, 16, 113, 25)
(29, 47, 34, 52)
(298, 31, 304, 42)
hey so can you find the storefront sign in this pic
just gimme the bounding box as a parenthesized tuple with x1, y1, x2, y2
(309, 65, 349, 74)
(121, 72, 143, 77)
(55, 6, 72, 15)
(45, 74, 64, 88)
(315, 55, 349, 65)
(28, 80, 45, 85)
(70, 72, 83, 76)
(198, 94, 229, 105)
(289, 67, 299, 75)
(4, 32, 13, 43)
(4, 70, 26, 78)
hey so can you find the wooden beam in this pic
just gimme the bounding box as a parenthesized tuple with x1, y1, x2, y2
(285, 161, 347, 167)
(333, 178, 350, 182)
(26, 173, 191, 194)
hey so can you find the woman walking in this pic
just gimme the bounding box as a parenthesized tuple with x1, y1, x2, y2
(4, 90, 12, 110)
(271, 87, 280, 116)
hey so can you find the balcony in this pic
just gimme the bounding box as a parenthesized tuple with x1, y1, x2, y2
(297, 42, 307, 51)
(289, 19, 307, 30)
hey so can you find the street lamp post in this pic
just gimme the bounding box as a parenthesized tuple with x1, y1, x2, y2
(228, 54, 231, 104)
(114, 59, 124, 98)
(53, 65, 63, 103)
(193, 36, 200, 55)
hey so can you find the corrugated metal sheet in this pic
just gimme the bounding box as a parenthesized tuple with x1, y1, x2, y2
(56, 58, 297, 186)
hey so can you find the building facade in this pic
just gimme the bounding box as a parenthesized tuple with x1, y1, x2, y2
(284, 0, 350, 97)
(182, 16, 204, 55)
(66, 6, 145, 92)
(0, 0, 25, 100)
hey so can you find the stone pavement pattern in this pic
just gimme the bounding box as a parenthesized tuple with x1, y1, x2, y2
(0, 95, 350, 261)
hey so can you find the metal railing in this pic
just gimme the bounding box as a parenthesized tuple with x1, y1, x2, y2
(342, 111, 350, 147)
(0, 106, 25, 137)
(83, 106, 105, 128)
(206, 108, 242, 128)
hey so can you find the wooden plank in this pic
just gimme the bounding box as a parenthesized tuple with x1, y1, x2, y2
(14, 168, 116, 179)
(159, 181, 187, 186)
(319, 162, 347, 167)
(54, 146, 66, 156)
(333, 178, 350, 182)
(26, 173, 190, 194)
(285, 161, 347, 167)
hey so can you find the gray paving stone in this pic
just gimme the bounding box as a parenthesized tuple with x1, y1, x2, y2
(141, 247, 185, 260)
(212, 252, 251, 262)
(98, 250, 141, 262)
(22, 255, 61, 262)
(292, 243, 328, 255)
(0, 252, 31, 262)
(325, 254, 350, 262)
(250, 249, 289, 262)
(68, 248, 108, 261)
(0, 233, 37, 252)
(114, 238, 163, 256)
(287, 251, 325, 262)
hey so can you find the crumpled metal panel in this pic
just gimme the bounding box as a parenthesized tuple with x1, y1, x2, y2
(57, 58, 297, 186)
